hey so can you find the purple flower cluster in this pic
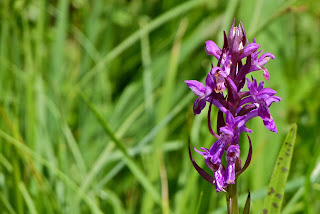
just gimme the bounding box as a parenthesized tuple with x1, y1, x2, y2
(186, 20, 281, 192)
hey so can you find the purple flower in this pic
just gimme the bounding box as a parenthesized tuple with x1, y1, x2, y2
(249, 39, 275, 81)
(184, 73, 215, 114)
(184, 80, 206, 114)
(210, 66, 228, 93)
(185, 73, 228, 115)
(241, 78, 281, 133)
(193, 111, 250, 191)
(225, 145, 240, 184)
(205, 40, 221, 60)
(186, 19, 281, 192)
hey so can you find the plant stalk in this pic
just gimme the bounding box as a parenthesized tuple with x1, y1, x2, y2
(226, 180, 239, 214)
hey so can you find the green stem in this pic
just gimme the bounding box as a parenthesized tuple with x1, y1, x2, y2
(226, 180, 239, 214)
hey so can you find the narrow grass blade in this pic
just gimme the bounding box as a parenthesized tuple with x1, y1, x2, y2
(75, 0, 208, 90)
(0, 129, 103, 214)
(19, 182, 38, 214)
(79, 91, 161, 204)
(304, 139, 320, 214)
(195, 191, 203, 214)
(262, 124, 297, 214)
(0, 193, 16, 214)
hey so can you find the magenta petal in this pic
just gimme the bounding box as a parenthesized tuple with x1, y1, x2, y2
(225, 163, 235, 184)
(214, 166, 226, 192)
(220, 127, 234, 136)
(259, 53, 275, 66)
(246, 78, 258, 95)
(225, 111, 234, 125)
(234, 115, 247, 127)
(257, 81, 264, 91)
(210, 66, 222, 75)
(266, 96, 282, 106)
(263, 117, 278, 134)
(205, 40, 222, 60)
(225, 145, 240, 184)
(240, 43, 260, 59)
(193, 98, 206, 115)
(257, 102, 271, 120)
(262, 67, 270, 81)
(194, 147, 210, 157)
(185, 80, 205, 97)
(258, 88, 277, 96)
(205, 73, 216, 96)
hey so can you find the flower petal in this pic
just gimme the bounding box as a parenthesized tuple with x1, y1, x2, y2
(257, 81, 264, 91)
(220, 127, 234, 136)
(257, 102, 271, 120)
(258, 88, 277, 96)
(266, 96, 282, 107)
(246, 78, 258, 95)
(263, 117, 278, 134)
(194, 147, 210, 157)
(205, 40, 222, 60)
(262, 67, 270, 81)
(215, 75, 225, 93)
(240, 43, 260, 59)
(193, 98, 206, 115)
(210, 66, 222, 75)
(185, 80, 205, 97)
(258, 53, 275, 66)
(225, 145, 240, 184)
(214, 165, 226, 192)
(205, 73, 216, 96)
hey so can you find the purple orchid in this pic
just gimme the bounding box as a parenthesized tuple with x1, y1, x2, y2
(185, 72, 216, 114)
(193, 111, 249, 192)
(241, 78, 282, 133)
(185, 19, 281, 192)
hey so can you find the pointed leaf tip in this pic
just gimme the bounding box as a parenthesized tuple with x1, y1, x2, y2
(243, 189, 251, 214)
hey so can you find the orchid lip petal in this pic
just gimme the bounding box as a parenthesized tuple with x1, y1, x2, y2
(214, 165, 226, 192)
(193, 98, 206, 115)
(263, 117, 278, 134)
(262, 68, 270, 81)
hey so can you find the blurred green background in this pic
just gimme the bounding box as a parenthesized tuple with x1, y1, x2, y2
(0, 0, 319, 213)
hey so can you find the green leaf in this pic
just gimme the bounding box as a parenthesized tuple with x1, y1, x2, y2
(262, 124, 297, 214)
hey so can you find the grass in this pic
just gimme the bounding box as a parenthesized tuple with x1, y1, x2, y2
(0, 0, 319, 213)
